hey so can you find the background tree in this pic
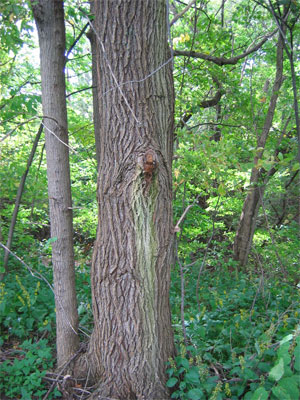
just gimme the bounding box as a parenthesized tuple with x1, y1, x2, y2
(30, 0, 79, 368)
(233, 27, 286, 267)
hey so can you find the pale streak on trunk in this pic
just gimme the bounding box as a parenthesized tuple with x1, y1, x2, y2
(87, 1, 175, 399)
(233, 28, 285, 267)
(30, 0, 79, 368)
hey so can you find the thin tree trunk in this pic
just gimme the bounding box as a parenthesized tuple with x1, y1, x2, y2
(30, 0, 79, 368)
(233, 28, 285, 267)
(84, 1, 175, 398)
(267, 2, 300, 162)
(2, 124, 43, 274)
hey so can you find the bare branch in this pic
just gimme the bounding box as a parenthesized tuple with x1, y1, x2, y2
(66, 22, 89, 61)
(188, 121, 244, 130)
(259, 188, 287, 277)
(174, 195, 199, 232)
(199, 88, 225, 108)
(174, 29, 278, 65)
(3, 123, 43, 271)
(170, 0, 197, 26)
(0, 116, 39, 142)
(196, 196, 220, 312)
(66, 85, 95, 98)
(0, 241, 53, 291)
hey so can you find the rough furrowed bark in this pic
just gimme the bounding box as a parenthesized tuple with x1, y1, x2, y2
(83, 1, 175, 399)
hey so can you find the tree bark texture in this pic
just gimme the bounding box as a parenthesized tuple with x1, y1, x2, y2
(87, 1, 175, 398)
(233, 28, 285, 267)
(31, 0, 79, 368)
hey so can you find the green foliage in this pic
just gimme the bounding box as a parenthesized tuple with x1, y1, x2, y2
(169, 267, 300, 399)
(0, 259, 92, 398)
(0, 268, 55, 341)
(0, 338, 60, 399)
(249, 334, 300, 400)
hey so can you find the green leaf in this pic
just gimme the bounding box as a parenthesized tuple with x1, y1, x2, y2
(250, 386, 269, 400)
(279, 334, 293, 345)
(179, 381, 186, 390)
(217, 183, 226, 196)
(185, 368, 200, 385)
(187, 388, 204, 400)
(271, 385, 291, 400)
(178, 367, 185, 374)
(292, 162, 300, 171)
(197, 325, 206, 338)
(283, 365, 293, 377)
(269, 358, 284, 382)
(175, 356, 189, 369)
(277, 343, 291, 366)
(181, 358, 190, 369)
(279, 377, 299, 399)
(244, 368, 259, 380)
(166, 377, 178, 388)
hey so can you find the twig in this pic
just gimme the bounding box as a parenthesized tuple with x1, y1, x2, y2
(174, 195, 199, 232)
(173, 29, 278, 65)
(0, 242, 53, 290)
(3, 124, 43, 270)
(66, 85, 95, 98)
(0, 242, 79, 337)
(97, 57, 173, 101)
(188, 122, 244, 130)
(258, 188, 287, 277)
(86, 12, 173, 113)
(170, 0, 197, 26)
(0, 116, 39, 142)
(176, 244, 189, 350)
(79, 366, 91, 400)
(249, 258, 264, 322)
(87, 19, 141, 125)
(41, 119, 78, 154)
(66, 22, 90, 60)
(174, 194, 200, 352)
(43, 343, 87, 400)
(196, 196, 220, 313)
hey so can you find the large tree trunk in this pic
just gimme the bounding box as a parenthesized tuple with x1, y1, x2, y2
(86, 1, 175, 398)
(30, 0, 79, 368)
(233, 28, 285, 267)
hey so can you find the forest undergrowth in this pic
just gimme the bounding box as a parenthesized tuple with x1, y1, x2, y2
(0, 233, 299, 399)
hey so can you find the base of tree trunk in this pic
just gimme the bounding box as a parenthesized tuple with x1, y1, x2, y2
(72, 350, 171, 400)
(87, 383, 170, 400)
